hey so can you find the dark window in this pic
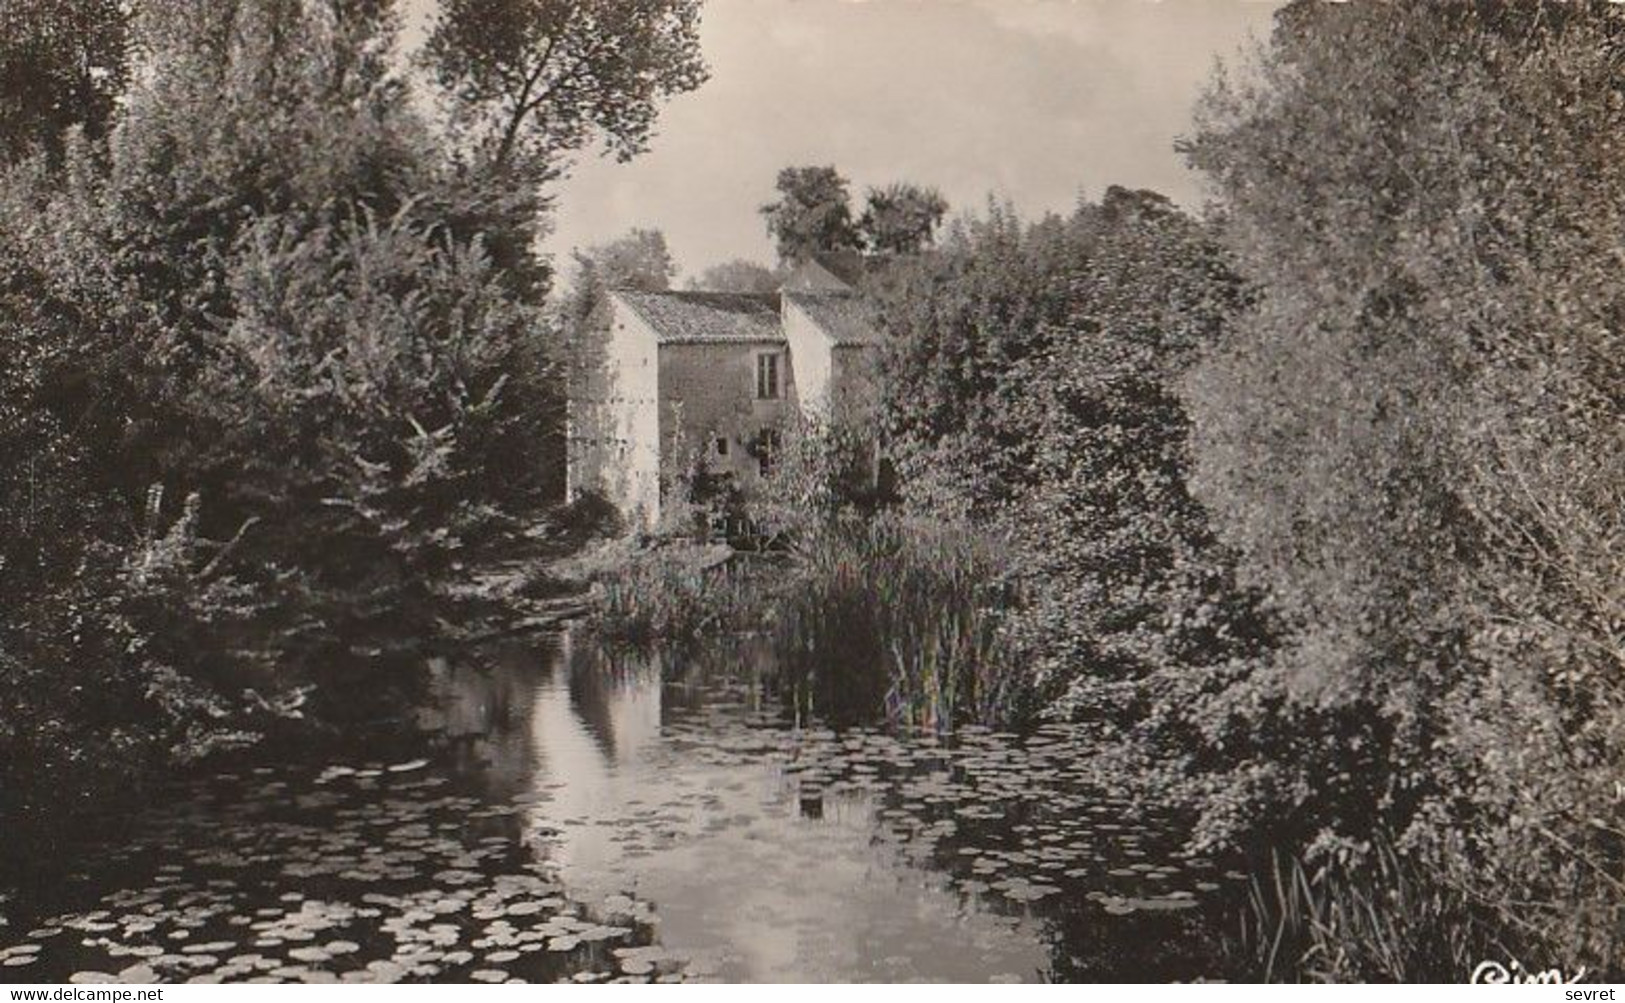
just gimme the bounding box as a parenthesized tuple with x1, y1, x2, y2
(755, 428, 781, 478)
(756, 352, 780, 399)
(715, 435, 729, 457)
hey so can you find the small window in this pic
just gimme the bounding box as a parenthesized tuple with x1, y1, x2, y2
(755, 352, 780, 400)
(715, 435, 729, 457)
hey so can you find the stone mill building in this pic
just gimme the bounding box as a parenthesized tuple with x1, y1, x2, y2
(566, 260, 880, 529)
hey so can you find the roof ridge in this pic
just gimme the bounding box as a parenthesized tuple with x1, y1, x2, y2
(611, 287, 786, 344)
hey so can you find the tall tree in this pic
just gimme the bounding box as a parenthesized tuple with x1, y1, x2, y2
(759, 165, 862, 265)
(577, 226, 675, 291)
(0, 0, 565, 856)
(689, 258, 780, 294)
(874, 198, 1084, 515)
(859, 182, 948, 256)
(422, 0, 708, 177)
(0, 0, 130, 163)
(1182, 0, 1625, 964)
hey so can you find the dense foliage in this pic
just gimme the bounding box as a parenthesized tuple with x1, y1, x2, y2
(874, 190, 1312, 845)
(875, 197, 1147, 518)
(0, 0, 699, 870)
(760, 164, 950, 265)
(0, 0, 129, 162)
(872, 0, 1625, 980)
(759, 165, 864, 265)
(1180, 0, 1625, 975)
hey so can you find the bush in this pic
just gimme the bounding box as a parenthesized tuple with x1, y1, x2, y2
(872, 199, 1086, 518)
(0, 0, 562, 854)
(1181, 0, 1625, 976)
(753, 409, 893, 539)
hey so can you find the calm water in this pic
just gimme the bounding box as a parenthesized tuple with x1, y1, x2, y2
(0, 632, 1246, 983)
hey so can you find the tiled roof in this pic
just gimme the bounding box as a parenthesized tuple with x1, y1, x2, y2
(614, 290, 785, 344)
(785, 292, 881, 347)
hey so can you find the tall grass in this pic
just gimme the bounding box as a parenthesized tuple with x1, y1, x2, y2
(586, 514, 1026, 728)
(1231, 842, 1518, 983)
(774, 515, 1024, 729)
(592, 547, 770, 646)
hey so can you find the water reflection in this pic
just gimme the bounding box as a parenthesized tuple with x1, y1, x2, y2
(426, 631, 1240, 982)
(1, 630, 1244, 984)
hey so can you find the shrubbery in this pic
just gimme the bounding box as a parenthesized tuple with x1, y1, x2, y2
(1179, 0, 1625, 977)
(0, 0, 569, 865)
(867, 4, 1625, 974)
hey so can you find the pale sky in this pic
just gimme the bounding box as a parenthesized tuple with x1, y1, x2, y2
(404, 0, 1282, 280)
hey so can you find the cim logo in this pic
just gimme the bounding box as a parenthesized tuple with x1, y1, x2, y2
(1471, 958, 1588, 984)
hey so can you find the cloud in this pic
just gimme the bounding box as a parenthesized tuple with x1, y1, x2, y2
(416, 0, 1280, 278)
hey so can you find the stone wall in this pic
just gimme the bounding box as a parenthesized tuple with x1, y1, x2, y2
(658, 340, 797, 496)
(570, 298, 662, 527)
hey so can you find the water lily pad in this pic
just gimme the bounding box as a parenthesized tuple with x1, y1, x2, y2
(116, 964, 158, 983)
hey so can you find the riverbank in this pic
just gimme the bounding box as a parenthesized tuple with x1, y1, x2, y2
(565, 514, 1028, 730)
(0, 515, 597, 907)
(564, 511, 1625, 984)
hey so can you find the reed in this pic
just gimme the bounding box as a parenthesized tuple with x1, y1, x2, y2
(773, 515, 1024, 729)
(1231, 842, 1512, 983)
(592, 548, 770, 646)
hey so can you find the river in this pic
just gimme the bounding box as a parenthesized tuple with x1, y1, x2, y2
(0, 631, 1246, 983)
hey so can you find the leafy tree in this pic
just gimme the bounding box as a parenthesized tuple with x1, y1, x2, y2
(0, 0, 130, 163)
(759, 165, 862, 265)
(0, 0, 583, 860)
(689, 258, 780, 294)
(872, 198, 1085, 515)
(995, 189, 1335, 846)
(576, 226, 676, 292)
(1182, 0, 1625, 971)
(1010, 192, 1249, 701)
(422, 0, 708, 175)
(859, 182, 948, 256)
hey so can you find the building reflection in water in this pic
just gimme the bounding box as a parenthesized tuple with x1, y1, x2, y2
(423, 628, 1048, 981)
(496, 629, 1047, 982)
